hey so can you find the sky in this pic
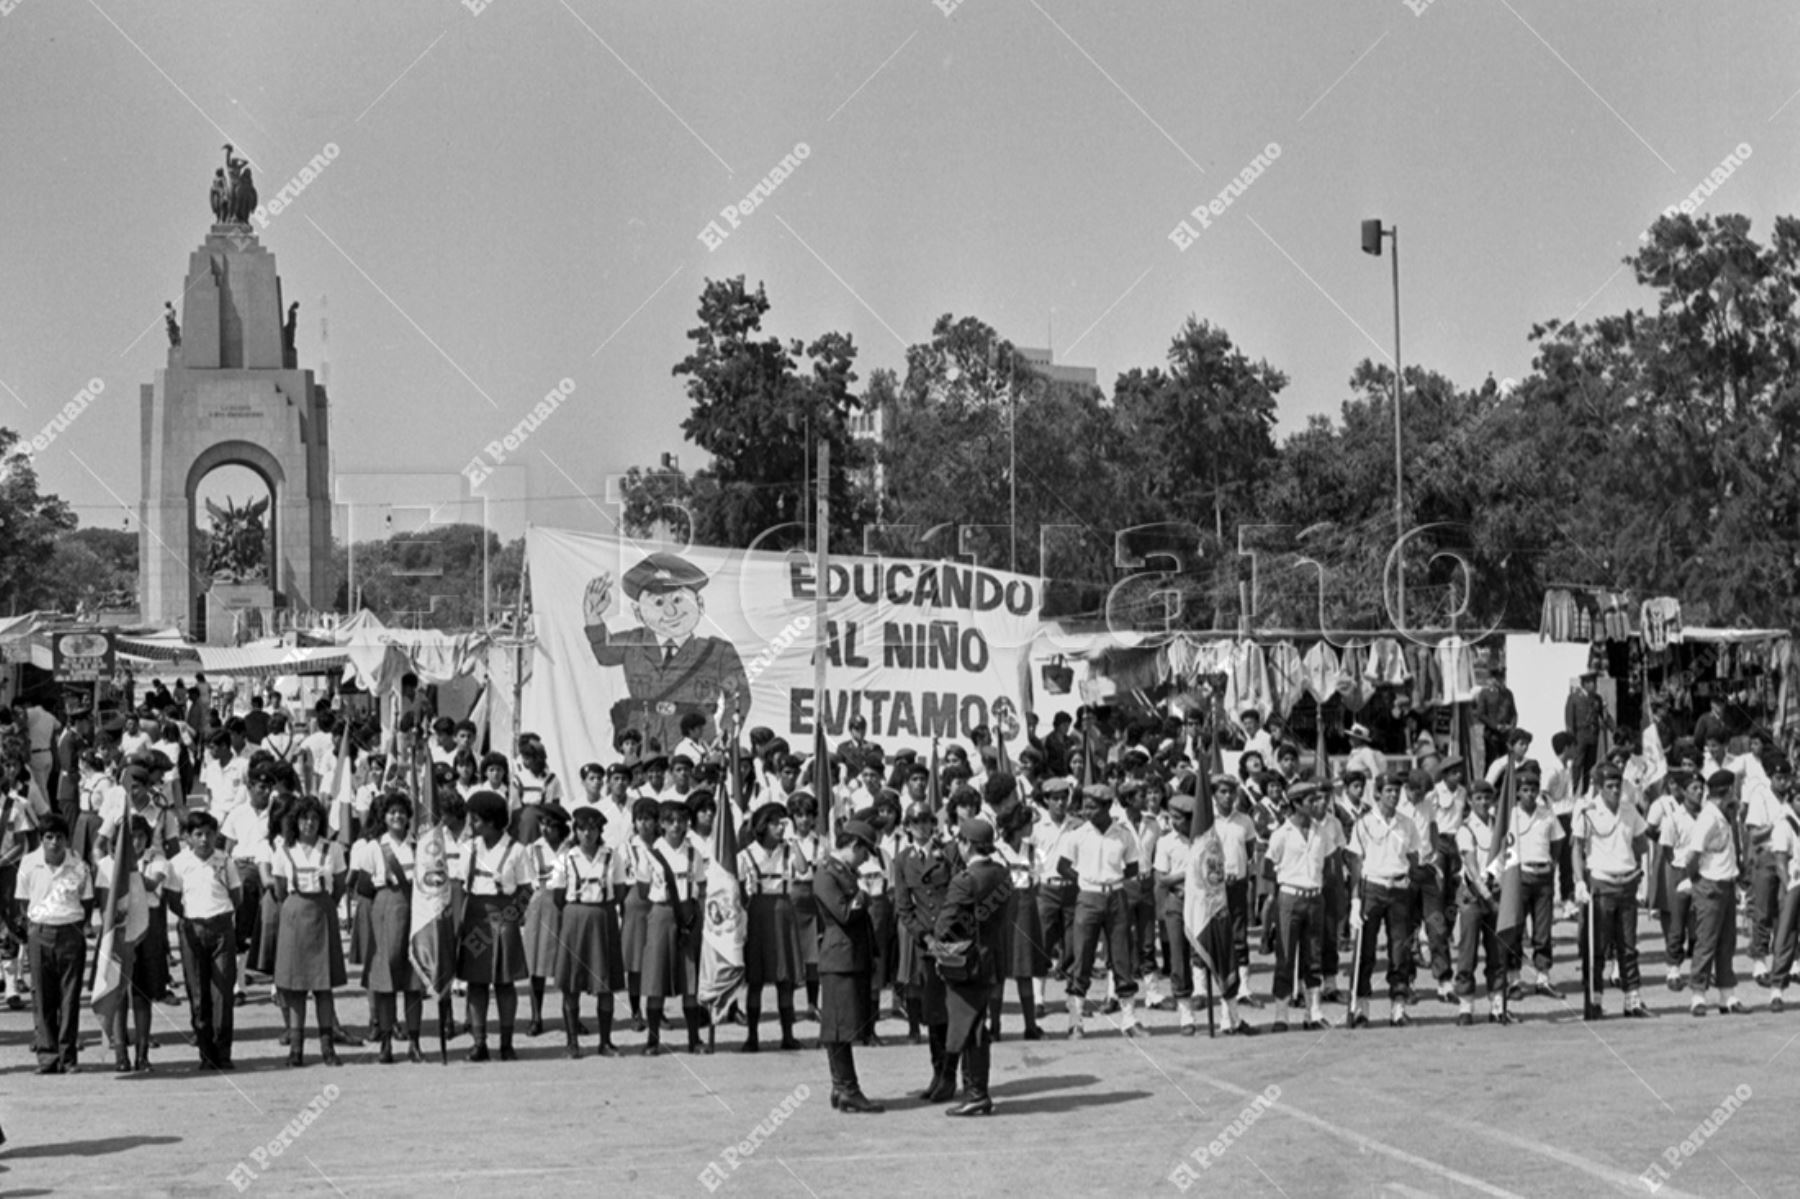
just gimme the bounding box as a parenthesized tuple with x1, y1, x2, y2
(2, 0, 1797, 545)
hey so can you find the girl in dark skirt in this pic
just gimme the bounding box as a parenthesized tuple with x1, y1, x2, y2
(455, 790, 532, 1062)
(348, 792, 423, 1063)
(521, 804, 571, 1035)
(786, 793, 824, 1019)
(639, 800, 705, 1056)
(271, 796, 349, 1067)
(621, 798, 660, 1032)
(992, 805, 1047, 1040)
(552, 805, 624, 1058)
(739, 804, 805, 1052)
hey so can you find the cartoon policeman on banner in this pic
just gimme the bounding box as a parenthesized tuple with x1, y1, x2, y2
(583, 551, 751, 754)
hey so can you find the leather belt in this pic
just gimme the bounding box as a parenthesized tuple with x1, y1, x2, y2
(1282, 885, 1322, 898)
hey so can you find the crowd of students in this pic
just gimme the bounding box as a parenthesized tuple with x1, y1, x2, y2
(6, 689, 1797, 1117)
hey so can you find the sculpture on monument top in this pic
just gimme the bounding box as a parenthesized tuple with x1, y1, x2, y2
(220, 144, 258, 225)
(164, 301, 181, 348)
(204, 495, 270, 584)
(284, 301, 298, 357)
(209, 169, 228, 224)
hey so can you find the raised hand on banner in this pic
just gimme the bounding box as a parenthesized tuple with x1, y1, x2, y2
(583, 573, 615, 626)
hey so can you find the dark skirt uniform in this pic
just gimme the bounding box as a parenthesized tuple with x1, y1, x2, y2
(746, 892, 807, 987)
(557, 901, 624, 994)
(275, 890, 347, 992)
(455, 839, 530, 987)
(367, 885, 416, 993)
(254, 866, 282, 974)
(522, 849, 564, 978)
(895, 840, 958, 1026)
(640, 841, 700, 999)
(1006, 881, 1050, 979)
(233, 857, 264, 966)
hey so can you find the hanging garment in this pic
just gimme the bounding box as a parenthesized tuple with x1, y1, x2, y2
(1435, 636, 1478, 705)
(1338, 645, 1373, 712)
(1598, 592, 1633, 642)
(1164, 636, 1199, 687)
(1405, 643, 1432, 710)
(1364, 638, 1410, 686)
(1300, 641, 1341, 703)
(1227, 641, 1274, 720)
(1540, 590, 1577, 642)
(1267, 641, 1305, 718)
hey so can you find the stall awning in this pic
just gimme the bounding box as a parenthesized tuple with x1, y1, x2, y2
(195, 645, 352, 679)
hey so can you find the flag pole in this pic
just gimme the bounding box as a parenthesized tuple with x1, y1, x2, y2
(812, 440, 832, 839)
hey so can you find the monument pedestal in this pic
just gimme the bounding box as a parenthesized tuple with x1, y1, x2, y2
(205, 582, 276, 646)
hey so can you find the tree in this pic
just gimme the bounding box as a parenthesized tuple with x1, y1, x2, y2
(32, 527, 138, 613)
(0, 432, 77, 613)
(626, 277, 870, 552)
(332, 523, 521, 629)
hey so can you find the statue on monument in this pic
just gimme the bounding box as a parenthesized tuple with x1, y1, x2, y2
(209, 169, 228, 224)
(220, 144, 258, 225)
(204, 495, 271, 583)
(283, 301, 299, 357)
(164, 301, 181, 348)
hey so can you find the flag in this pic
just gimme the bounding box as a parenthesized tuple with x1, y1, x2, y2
(408, 750, 457, 999)
(813, 721, 834, 842)
(92, 835, 149, 1024)
(1183, 708, 1237, 996)
(1486, 763, 1524, 935)
(697, 749, 748, 1021)
(1638, 700, 1668, 794)
(928, 737, 941, 813)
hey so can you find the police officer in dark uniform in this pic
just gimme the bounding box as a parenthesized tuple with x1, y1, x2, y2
(895, 803, 961, 1100)
(815, 818, 884, 1114)
(583, 552, 751, 754)
(932, 817, 1011, 1117)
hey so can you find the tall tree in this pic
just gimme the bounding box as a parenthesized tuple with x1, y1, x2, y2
(0, 432, 77, 613)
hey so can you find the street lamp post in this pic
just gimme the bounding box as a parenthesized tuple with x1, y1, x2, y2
(1361, 218, 1405, 630)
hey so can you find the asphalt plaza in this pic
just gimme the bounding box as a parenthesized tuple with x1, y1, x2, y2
(2, 910, 1792, 1198)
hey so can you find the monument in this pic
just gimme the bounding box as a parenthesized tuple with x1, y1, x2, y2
(138, 147, 333, 643)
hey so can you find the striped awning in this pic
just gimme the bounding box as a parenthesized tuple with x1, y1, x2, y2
(194, 645, 352, 679)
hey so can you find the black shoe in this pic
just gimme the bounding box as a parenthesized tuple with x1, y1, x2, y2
(1270, 1018, 1288, 1033)
(631, 1014, 647, 1033)
(1624, 1004, 1654, 1019)
(408, 1039, 425, 1063)
(333, 1028, 364, 1047)
(859, 1033, 885, 1048)
(779, 1036, 803, 1051)
(1223, 1021, 1257, 1037)
(642, 1043, 666, 1057)
(923, 1074, 957, 1103)
(499, 1046, 518, 1061)
(1180, 1024, 1197, 1037)
(597, 1043, 622, 1057)
(1506, 982, 1525, 1002)
(1754, 971, 1771, 989)
(836, 1090, 885, 1114)
(1496, 1011, 1520, 1026)
(1773, 995, 1787, 1013)
(1583, 1003, 1605, 1021)
(947, 1096, 993, 1117)
(1023, 1027, 1044, 1041)
(468, 1045, 491, 1062)
(1533, 980, 1560, 1000)
(1455, 1012, 1473, 1027)
(35, 1060, 62, 1075)
(1350, 1013, 1370, 1029)
(526, 1020, 544, 1038)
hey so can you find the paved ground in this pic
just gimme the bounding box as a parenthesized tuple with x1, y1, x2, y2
(1, 911, 1792, 1198)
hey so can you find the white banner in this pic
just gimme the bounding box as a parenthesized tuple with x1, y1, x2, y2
(522, 528, 1043, 776)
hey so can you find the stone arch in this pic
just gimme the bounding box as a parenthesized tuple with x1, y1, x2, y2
(185, 441, 284, 586)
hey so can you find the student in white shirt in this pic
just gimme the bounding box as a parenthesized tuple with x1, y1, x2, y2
(1030, 779, 1081, 1007)
(1653, 771, 1704, 990)
(1057, 786, 1142, 1037)
(1678, 770, 1746, 1015)
(1452, 781, 1512, 1024)
(1766, 762, 1800, 1010)
(163, 810, 243, 1069)
(201, 732, 249, 818)
(271, 796, 350, 1066)
(1348, 772, 1422, 1026)
(640, 799, 705, 1055)
(1152, 791, 1199, 1034)
(17, 816, 94, 1073)
(738, 803, 805, 1053)
(552, 805, 626, 1058)
(1571, 765, 1651, 1018)
(456, 791, 533, 1061)
(348, 793, 424, 1063)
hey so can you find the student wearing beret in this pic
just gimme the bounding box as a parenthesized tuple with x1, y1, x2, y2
(620, 797, 662, 1032)
(551, 805, 626, 1057)
(455, 790, 533, 1061)
(738, 803, 805, 1052)
(521, 804, 572, 1036)
(639, 800, 707, 1055)
(349, 792, 425, 1063)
